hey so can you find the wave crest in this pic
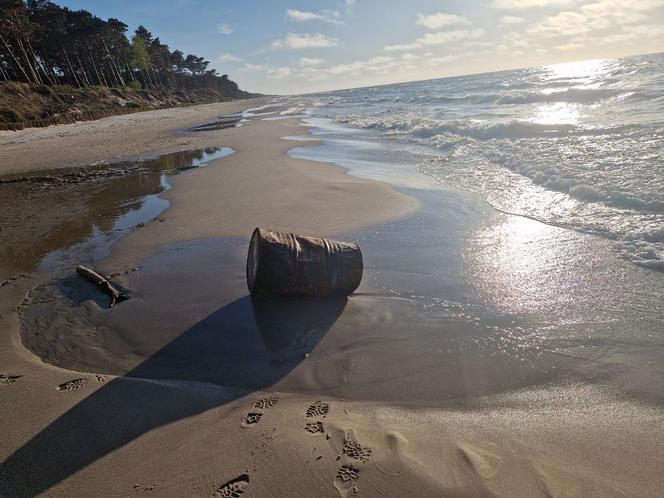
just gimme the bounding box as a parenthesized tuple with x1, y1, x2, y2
(496, 87, 622, 105)
(336, 115, 578, 140)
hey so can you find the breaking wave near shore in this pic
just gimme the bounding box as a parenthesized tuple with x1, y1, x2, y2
(307, 53, 664, 270)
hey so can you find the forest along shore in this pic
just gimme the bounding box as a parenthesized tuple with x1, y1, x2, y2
(0, 2, 256, 131)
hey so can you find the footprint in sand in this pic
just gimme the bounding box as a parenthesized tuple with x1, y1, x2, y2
(304, 401, 329, 437)
(326, 428, 372, 496)
(343, 430, 372, 463)
(253, 397, 279, 410)
(306, 401, 329, 418)
(0, 373, 22, 385)
(334, 465, 360, 498)
(241, 412, 263, 427)
(215, 474, 249, 497)
(305, 421, 325, 436)
(241, 397, 279, 427)
(56, 378, 88, 391)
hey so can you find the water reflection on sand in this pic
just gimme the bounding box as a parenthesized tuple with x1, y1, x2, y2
(0, 146, 233, 278)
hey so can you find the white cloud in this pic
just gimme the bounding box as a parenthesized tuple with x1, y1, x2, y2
(383, 42, 418, 52)
(426, 54, 464, 66)
(268, 66, 293, 79)
(504, 32, 531, 48)
(491, 0, 576, 9)
(216, 23, 234, 35)
(286, 9, 321, 22)
(298, 57, 324, 66)
(217, 52, 242, 62)
(555, 41, 583, 50)
(529, 0, 664, 37)
(326, 61, 366, 75)
(416, 12, 470, 29)
(466, 40, 497, 47)
(529, 11, 594, 36)
(384, 29, 485, 51)
(401, 52, 421, 61)
(602, 23, 664, 44)
(243, 48, 485, 87)
(493, 30, 538, 52)
(345, 0, 355, 5)
(271, 33, 338, 50)
(285, 9, 343, 24)
(488, 0, 664, 58)
(239, 63, 267, 72)
(323, 55, 400, 77)
(500, 15, 525, 25)
(367, 56, 395, 65)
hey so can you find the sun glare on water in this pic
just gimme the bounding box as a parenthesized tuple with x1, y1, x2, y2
(542, 58, 613, 84)
(523, 59, 618, 127)
(531, 102, 580, 125)
(471, 215, 590, 317)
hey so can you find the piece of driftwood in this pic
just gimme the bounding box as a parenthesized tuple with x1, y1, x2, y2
(76, 265, 129, 308)
(247, 227, 363, 297)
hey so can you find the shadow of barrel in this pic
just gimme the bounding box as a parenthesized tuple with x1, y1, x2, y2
(0, 295, 346, 497)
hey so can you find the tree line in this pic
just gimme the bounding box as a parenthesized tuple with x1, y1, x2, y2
(0, 0, 242, 95)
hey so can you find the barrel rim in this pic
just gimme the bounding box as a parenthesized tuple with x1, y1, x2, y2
(247, 227, 262, 293)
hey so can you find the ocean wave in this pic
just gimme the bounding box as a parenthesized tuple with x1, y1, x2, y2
(420, 94, 498, 105)
(418, 120, 577, 140)
(478, 143, 664, 215)
(496, 87, 622, 105)
(623, 90, 664, 102)
(564, 184, 664, 213)
(242, 102, 290, 117)
(418, 151, 664, 271)
(316, 52, 664, 272)
(336, 115, 578, 139)
(623, 227, 664, 244)
(280, 105, 307, 115)
(360, 93, 500, 106)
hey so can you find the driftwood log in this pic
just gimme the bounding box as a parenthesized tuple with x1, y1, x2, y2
(247, 228, 363, 297)
(76, 265, 128, 308)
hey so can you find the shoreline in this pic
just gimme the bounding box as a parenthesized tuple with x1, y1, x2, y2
(2, 102, 663, 497)
(291, 116, 664, 404)
(100, 117, 420, 273)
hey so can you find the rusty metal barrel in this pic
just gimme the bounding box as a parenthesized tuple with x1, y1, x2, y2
(247, 228, 363, 296)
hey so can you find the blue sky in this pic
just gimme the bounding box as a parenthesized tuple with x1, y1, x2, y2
(57, 0, 664, 94)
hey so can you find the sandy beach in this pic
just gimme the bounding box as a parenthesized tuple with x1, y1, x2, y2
(1, 99, 663, 498)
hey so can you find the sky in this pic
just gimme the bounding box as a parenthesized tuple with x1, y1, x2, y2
(56, 0, 664, 94)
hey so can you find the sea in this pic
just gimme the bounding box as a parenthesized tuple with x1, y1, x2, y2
(293, 52, 664, 272)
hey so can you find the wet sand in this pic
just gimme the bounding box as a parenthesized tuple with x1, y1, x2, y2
(1, 102, 663, 497)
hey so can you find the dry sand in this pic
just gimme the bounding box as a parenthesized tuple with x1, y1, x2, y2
(0, 99, 263, 175)
(1, 102, 663, 497)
